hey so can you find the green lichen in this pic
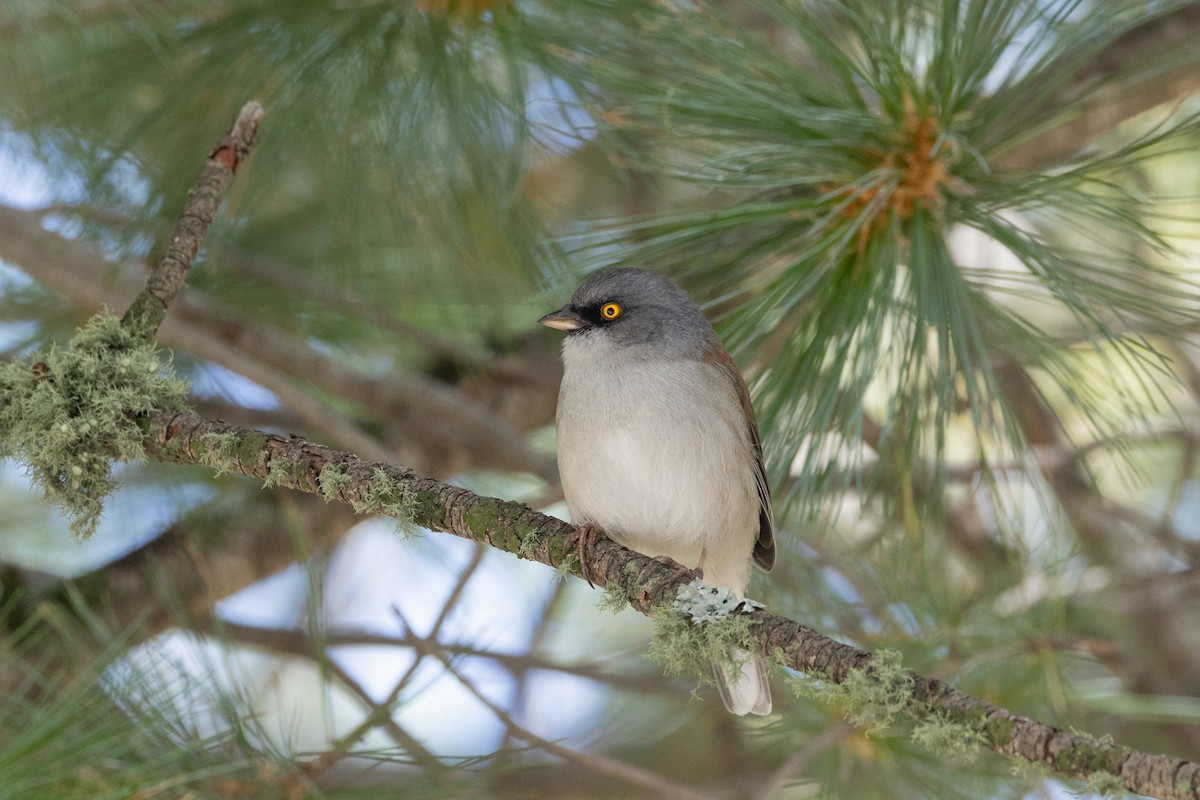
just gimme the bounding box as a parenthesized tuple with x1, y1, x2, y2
(517, 529, 540, 559)
(0, 311, 188, 539)
(806, 649, 914, 733)
(1009, 758, 1051, 782)
(553, 549, 579, 579)
(597, 583, 630, 614)
(318, 463, 350, 503)
(912, 713, 987, 762)
(197, 432, 240, 475)
(1083, 769, 1126, 798)
(546, 531, 571, 569)
(409, 489, 446, 530)
(519, 526, 573, 578)
(648, 603, 754, 684)
(984, 712, 1017, 748)
(263, 455, 294, 489)
(1054, 732, 1122, 777)
(463, 498, 535, 554)
(350, 468, 415, 534)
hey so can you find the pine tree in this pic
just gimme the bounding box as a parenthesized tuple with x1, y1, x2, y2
(2, 1, 1200, 798)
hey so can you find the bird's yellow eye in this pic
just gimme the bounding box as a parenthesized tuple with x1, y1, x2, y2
(600, 302, 622, 320)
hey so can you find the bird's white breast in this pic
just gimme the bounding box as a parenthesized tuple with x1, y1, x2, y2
(556, 336, 759, 591)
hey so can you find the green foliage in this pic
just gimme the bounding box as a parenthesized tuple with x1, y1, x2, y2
(560, 0, 1200, 525)
(0, 632, 243, 800)
(0, 312, 187, 539)
(2, 0, 1199, 797)
(1, 0, 557, 332)
(0, 595, 449, 800)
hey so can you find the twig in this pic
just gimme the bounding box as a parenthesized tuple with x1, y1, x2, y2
(997, 360, 1200, 754)
(427, 543, 489, 639)
(298, 655, 450, 779)
(285, 557, 422, 779)
(141, 409, 1200, 800)
(495, 579, 570, 765)
(387, 545, 488, 696)
(286, 548, 488, 780)
(406, 632, 723, 800)
(121, 101, 263, 341)
(205, 620, 673, 695)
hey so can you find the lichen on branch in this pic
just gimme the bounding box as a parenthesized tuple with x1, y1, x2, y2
(135, 409, 1200, 799)
(809, 648, 914, 731)
(0, 311, 188, 538)
(649, 604, 757, 685)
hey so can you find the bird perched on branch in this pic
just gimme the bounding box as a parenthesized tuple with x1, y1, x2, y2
(539, 267, 775, 715)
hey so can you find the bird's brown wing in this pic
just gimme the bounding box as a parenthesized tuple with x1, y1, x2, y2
(704, 341, 775, 571)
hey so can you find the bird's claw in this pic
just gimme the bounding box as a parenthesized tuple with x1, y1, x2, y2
(566, 523, 601, 588)
(652, 555, 702, 584)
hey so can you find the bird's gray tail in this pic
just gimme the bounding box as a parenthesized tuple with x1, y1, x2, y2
(715, 650, 772, 716)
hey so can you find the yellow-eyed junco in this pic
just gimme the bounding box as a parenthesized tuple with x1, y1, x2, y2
(540, 267, 774, 715)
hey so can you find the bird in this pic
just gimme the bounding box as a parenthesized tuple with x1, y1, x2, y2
(539, 267, 775, 715)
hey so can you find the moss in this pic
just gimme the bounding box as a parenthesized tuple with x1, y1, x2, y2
(535, 528, 583, 576)
(465, 505, 506, 546)
(236, 431, 269, 466)
(0, 311, 188, 539)
(1053, 733, 1119, 776)
(553, 550, 580, 579)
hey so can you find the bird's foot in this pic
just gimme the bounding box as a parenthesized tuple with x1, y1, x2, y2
(652, 555, 702, 584)
(566, 523, 602, 588)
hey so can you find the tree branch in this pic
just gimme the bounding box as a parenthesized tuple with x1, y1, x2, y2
(413, 632, 723, 800)
(206, 620, 674, 696)
(140, 408, 1200, 800)
(121, 101, 263, 341)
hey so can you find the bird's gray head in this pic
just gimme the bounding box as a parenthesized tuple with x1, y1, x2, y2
(538, 268, 716, 359)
